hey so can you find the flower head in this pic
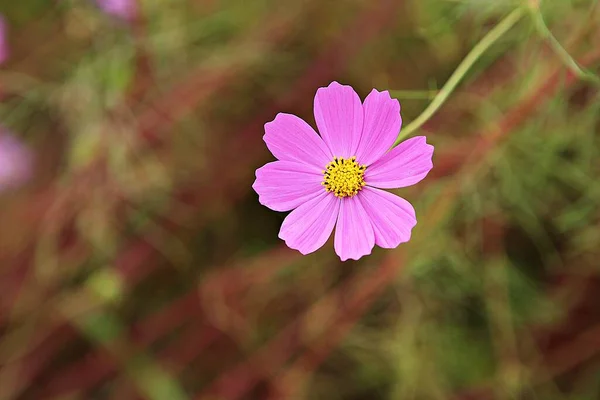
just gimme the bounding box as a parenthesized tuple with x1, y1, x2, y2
(0, 131, 32, 191)
(253, 82, 434, 261)
(96, 0, 137, 21)
(0, 15, 9, 65)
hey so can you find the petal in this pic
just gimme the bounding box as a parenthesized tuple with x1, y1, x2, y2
(364, 136, 434, 189)
(97, 0, 138, 20)
(314, 81, 363, 158)
(264, 113, 332, 170)
(0, 132, 32, 190)
(358, 187, 416, 248)
(355, 89, 401, 166)
(334, 196, 375, 261)
(279, 192, 340, 255)
(253, 161, 324, 212)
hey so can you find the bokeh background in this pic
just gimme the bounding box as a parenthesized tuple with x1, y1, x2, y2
(1, 0, 600, 399)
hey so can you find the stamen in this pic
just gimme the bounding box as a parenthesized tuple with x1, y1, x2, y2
(322, 156, 367, 198)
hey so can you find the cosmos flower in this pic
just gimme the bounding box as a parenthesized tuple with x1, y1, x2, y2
(96, 0, 137, 21)
(253, 82, 434, 261)
(0, 15, 9, 65)
(0, 131, 32, 191)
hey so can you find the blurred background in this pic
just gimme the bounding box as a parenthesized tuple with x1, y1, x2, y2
(1, 0, 600, 399)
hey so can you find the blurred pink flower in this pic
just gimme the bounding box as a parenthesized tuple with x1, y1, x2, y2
(253, 82, 434, 261)
(0, 131, 32, 191)
(96, 0, 137, 20)
(0, 15, 9, 64)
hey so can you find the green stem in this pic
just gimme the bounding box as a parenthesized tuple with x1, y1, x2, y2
(393, 7, 525, 146)
(530, 3, 600, 85)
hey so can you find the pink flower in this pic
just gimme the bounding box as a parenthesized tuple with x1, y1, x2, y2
(96, 0, 137, 20)
(0, 131, 32, 191)
(0, 15, 9, 65)
(253, 82, 434, 261)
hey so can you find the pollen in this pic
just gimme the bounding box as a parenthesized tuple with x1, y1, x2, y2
(322, 156, 367, 198)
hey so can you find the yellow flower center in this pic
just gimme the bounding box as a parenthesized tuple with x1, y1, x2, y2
(322, 156, 367, 198)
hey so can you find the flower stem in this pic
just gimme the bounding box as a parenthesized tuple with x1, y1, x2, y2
(529, 2, 600, 85)
(393, 7, 525, 146)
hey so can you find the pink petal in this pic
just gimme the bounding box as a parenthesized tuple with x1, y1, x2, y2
(364, 136, 434, 189)
(279, 192, 340, 255)
(253, 161, 324, 212)
(358, 187, 416, 248)
(355, 89, 401, 166)
(264, 113, 332, 170)
(0, 132, 32, 191)
(334, 196, 375, 261)
(314, 82, 363, 159)
(96, 0, 137, 20)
